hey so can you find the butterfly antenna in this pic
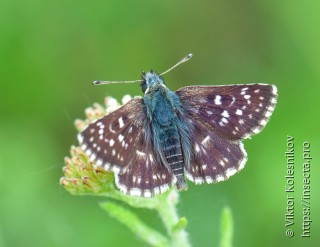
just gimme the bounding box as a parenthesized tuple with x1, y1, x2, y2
(160, 53, 193, 76)
(93, 79, 143, 85)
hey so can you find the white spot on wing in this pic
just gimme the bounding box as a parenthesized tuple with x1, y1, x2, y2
(222, 117, 228, 123)
(136, 150, 146, 156)
(89, 153, 96, 161)
(160, 184, 169, 193)
(149, 154, 154, 162)
(118, 134, 124, 142)
(86, 149, 92, 156)
(231, 96, 236, 105)
(252, 127, 260, 134)
(265, 111, 272, 117)
(206, 110, 213, 115)
(220, 160, 225, 167)
(201, 135, 210, 145)
(225, 168, 237, 178)
(260, 119, 267, 126)
(109, 139, 115, 146)
(194, 177, 204, 184)
(216, 175, 225, 182)
(96, 159, 103, 166)
(144, 190, 152, 197)
(113, 166, 120, 173)
(221, 110, 229, 118)
(267, 106, 275, 112)
(118, 117, 124, 128)
(214, 95, 222, 105)
(109, 124, 116, 133)
(238, 142, 248, 169)
(130, 188, 142, 196)
(236, 109, 243, 115)
(195, 143, 200, 153)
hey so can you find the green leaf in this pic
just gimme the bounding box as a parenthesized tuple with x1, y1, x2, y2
(172, 217, 188, 232)
(219, 206, 234, 247)
(100, 201, 169, 247)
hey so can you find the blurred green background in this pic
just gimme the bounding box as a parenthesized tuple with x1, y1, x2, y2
(0, 0, 319, 246)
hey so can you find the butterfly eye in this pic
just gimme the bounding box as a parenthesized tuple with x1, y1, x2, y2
(141, 82, 148, 93)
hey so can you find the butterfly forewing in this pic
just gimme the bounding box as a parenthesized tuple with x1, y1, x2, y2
(78, 98, 145, 173)
(176, 84, 277, 140)
(77, 97, 174, 197)
(184, 117, 247, 184)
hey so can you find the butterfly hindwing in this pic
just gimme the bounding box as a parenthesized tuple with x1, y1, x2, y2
(115, 132, 174, 197)
(78, 97, 174, 197)
(184, 117, 247, 184)
(176, 84, 277, 140)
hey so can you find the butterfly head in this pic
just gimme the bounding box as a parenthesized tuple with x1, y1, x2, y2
(140, 70, 166, 94)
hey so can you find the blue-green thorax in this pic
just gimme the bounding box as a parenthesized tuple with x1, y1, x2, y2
(141, 70, 181, 124)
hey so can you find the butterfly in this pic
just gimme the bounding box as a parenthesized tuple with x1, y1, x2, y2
(77, 54, 278, 197)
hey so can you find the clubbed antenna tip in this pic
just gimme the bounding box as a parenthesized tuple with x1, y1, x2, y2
(160, 53, 193, 76)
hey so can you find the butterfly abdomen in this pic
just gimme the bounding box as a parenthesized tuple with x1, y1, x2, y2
(159, 125, 188, 190)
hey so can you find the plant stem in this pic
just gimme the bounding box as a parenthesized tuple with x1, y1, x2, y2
(100, 202, 169, 247)
(155, 192, 191, 247)
(97, 190, 191, 247)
